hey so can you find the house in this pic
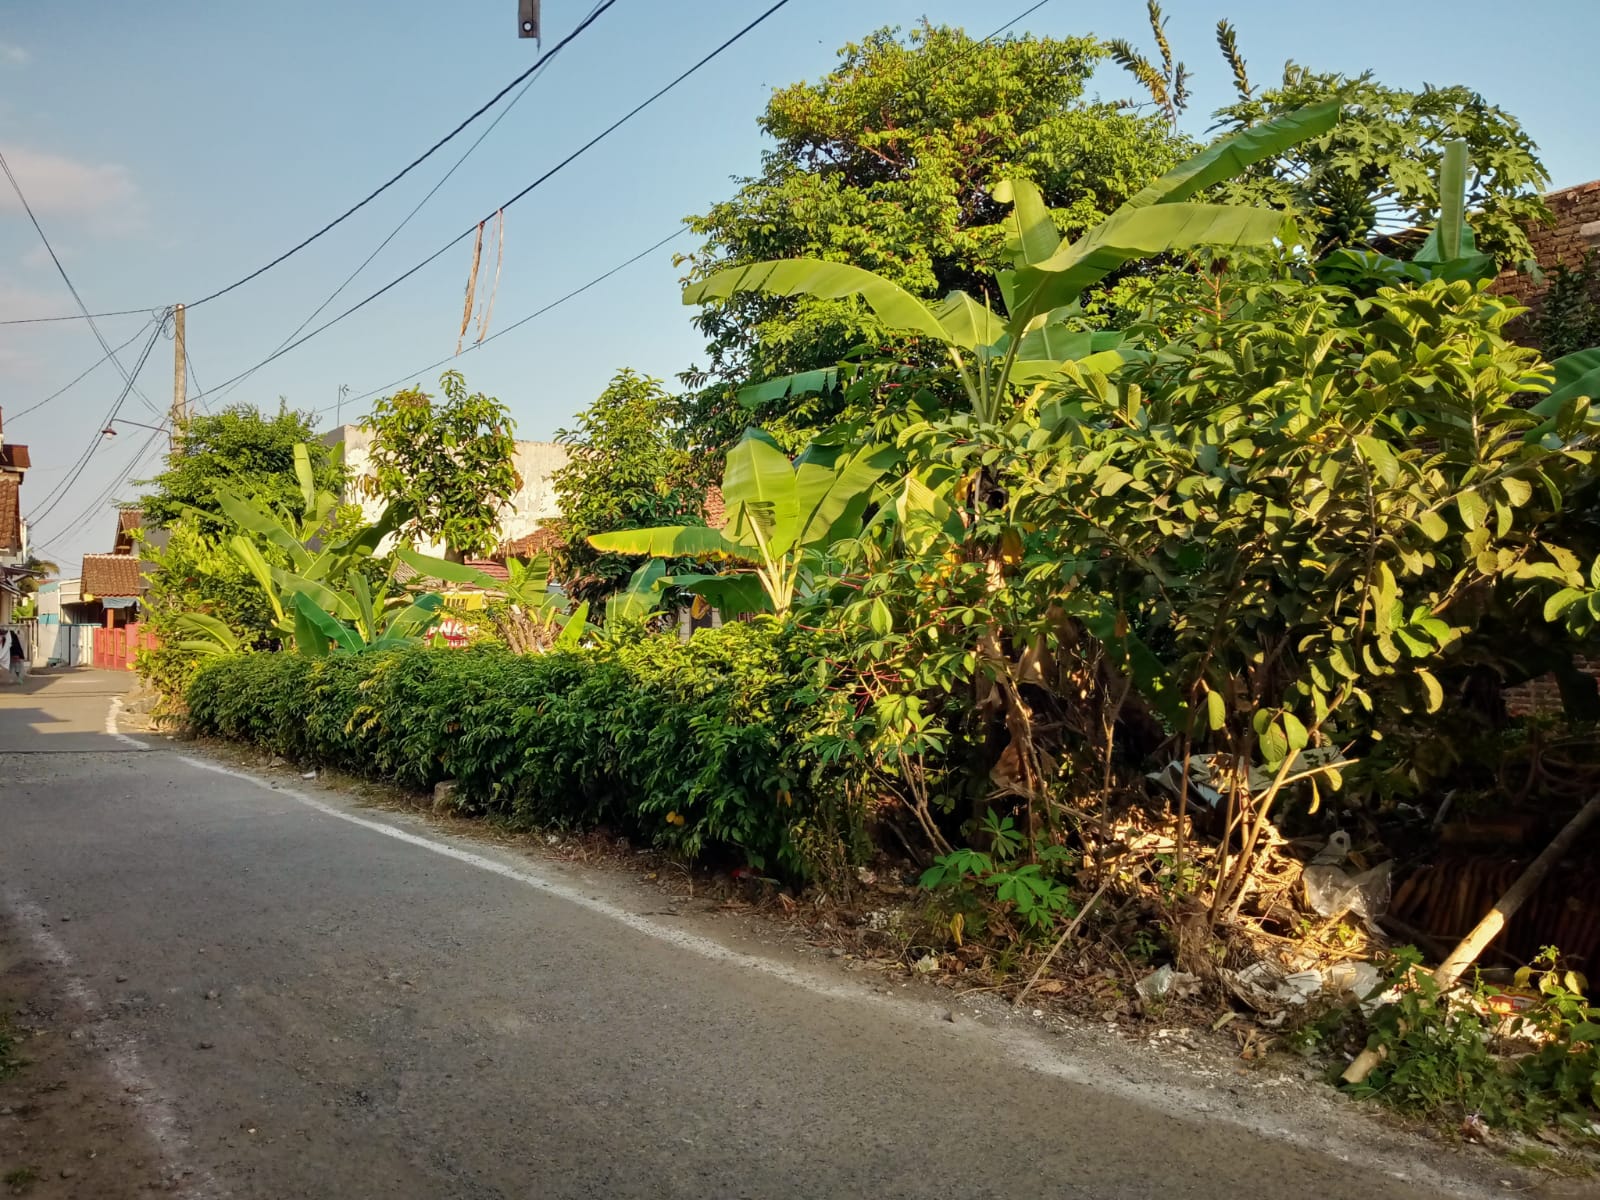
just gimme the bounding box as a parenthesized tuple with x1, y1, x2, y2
(76, 507, 160, 629)
(0, 407, 31, 627)
(322, 424, 569, 559)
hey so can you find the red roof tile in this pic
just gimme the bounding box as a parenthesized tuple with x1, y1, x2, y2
(703, 486, 726, 530)
(499, 524, 564, 560)
(81, 553, 145, 598)
(0, 444, 29, 471)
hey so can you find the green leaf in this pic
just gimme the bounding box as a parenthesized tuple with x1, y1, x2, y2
(683, 259, 948, 343)
(1354, 435, 1399, 485)
(1115, 101, 1342, 213)
(1457, 491, 1488, 531)
(214, 487, 313, 572)
(991, 177, 1062, 268)
(868, 597, 893, 637)
(293, 443, 317, 516)
(669, 572, 772, 618)
(1281, 711, 1309, 753)
(735, 367, 840, 410)
(395, 546, 503, 590)
(556, 601, 590, 648)
(291, 591, 362, 655)
(722, 428, 803, 556)
(1544, 587, 1586, 623)
(1206, 688, 1226, 731)
(932, 291, 1007, 350)
(587, 525, 742, 559)
(1417, 510, 1449, 542)
(1417, 668, 1443, 714)
(1008, 204, 1292, 325)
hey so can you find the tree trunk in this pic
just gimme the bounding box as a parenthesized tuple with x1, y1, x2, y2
(1432, 791, 1600, 991)
(444, 544, 465, 564)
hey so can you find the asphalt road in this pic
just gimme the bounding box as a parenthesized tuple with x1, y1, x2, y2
(0, 670, 1503, 1199)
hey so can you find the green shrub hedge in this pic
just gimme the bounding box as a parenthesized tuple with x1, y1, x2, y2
(185, 622, 868, 877)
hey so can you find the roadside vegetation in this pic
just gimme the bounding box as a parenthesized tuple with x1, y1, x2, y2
(145, 14, 1600, 1151)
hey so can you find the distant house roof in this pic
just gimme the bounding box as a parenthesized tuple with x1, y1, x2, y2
(81, 553, 145, 599)
(703, 486, 726, 530)
(0, 475, 19, 554)
(499, 525, 564, 560)
(114, 507, 143, 553)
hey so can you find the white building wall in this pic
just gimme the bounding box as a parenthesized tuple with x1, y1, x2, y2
(324, 426, 568, 556)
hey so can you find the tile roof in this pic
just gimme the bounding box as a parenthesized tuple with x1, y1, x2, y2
(81, 553, 145, 598)
(0, 475, 18, 554)
(0, 443, 30, 471)
(703, 486, 726, 530)
(499, 524, 564, 560)
(114, 507, 142, 553)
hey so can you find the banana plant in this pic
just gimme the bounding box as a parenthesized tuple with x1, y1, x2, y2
(684, 102, 1341, 423)
(290, 579, 445, 658)
(168, 611, 245, 657)
(587, 429, 891, 615)
(395, 546, 591, 651)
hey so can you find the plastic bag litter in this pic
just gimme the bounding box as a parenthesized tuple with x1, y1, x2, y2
(1301, 832, 1391, 929)
(1135, 964, 1201, 1002)
(1219, 960, 1322, 1013)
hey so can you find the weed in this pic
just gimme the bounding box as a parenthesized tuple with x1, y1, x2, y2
(2, 1167, 38, 1191)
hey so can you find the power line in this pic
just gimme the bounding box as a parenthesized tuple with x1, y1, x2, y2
(0, 307, 156, 326)
(204, 3, 591, 408)
(187, 0, 622, 311)
(334, 227, 687, 414)
(189, 0, 797, 406)
(26, 321, 164, 530)
(39, 421, 167, 549)
(0, 149, 167, 417)
(5, 318, 157, 423)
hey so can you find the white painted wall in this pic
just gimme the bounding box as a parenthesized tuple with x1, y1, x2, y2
(323, 426, 569, 556)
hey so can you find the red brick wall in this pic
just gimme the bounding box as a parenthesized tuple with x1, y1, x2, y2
(1491, 179, 1600, 344)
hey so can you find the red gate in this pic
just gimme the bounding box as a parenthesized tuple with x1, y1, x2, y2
(93, 622, 159, 670)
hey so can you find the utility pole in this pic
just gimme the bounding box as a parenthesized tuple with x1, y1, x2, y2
(336, 384, 350, 430)
(170, 303, 187, 447)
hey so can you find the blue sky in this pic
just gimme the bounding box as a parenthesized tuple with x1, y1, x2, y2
(3, 0, 1596, 569)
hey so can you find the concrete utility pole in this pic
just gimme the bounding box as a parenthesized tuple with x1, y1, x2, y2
(170, 303, 187, 435)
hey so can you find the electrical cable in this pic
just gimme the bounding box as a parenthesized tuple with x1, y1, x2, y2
(25, 320, 164, 528)
(0, 307, 156, 326)
(188, 0, 797, 405)
(186, 0, 622, 310)
(5, 318, 157, 423)
(0, 149, 167, 416)
(333, 227, 687, 413)
(203, 1, 598, 408)
(39, 422, 167, 548)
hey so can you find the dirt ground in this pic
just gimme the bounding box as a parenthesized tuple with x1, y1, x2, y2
(0, 921, 175, 1199)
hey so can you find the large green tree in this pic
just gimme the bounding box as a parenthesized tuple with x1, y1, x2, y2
(359, 370, 518, 562)
(140, 405, 341, 533)
(678, 22, 1188, 465)
(550, 369, 706, 603)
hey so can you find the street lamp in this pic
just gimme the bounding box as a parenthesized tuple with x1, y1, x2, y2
(101, 418, 172, 451)
(101, 419, 167, 439)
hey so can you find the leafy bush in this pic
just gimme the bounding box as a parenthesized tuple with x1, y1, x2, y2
(1335, 947, 1600, 1131)
(186, 623, 870, 881)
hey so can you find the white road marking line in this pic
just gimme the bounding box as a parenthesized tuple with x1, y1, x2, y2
(105, 697, 151, 750)
(107, 703, 1495, 1197)
(0, 890, 225, 1200)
